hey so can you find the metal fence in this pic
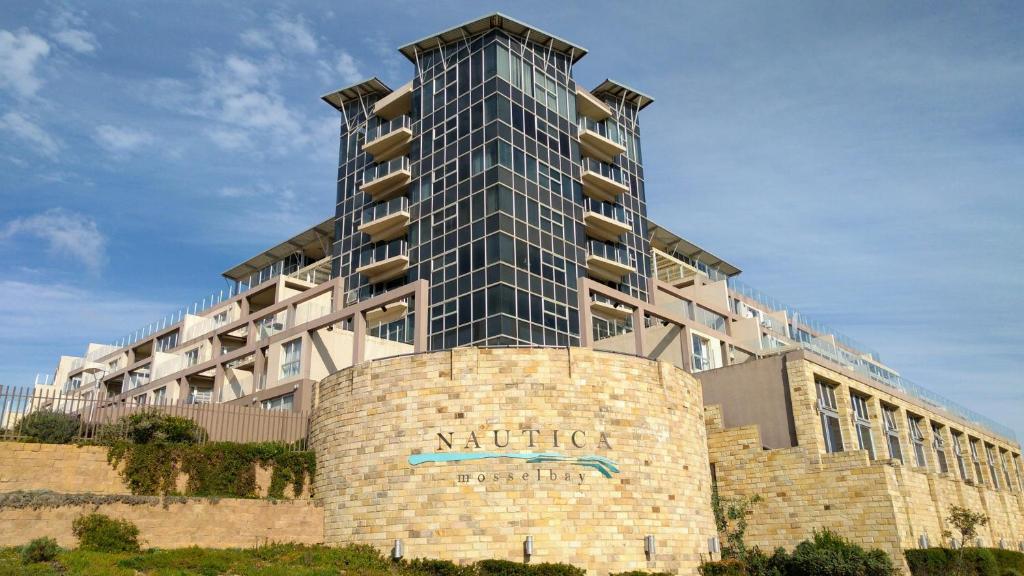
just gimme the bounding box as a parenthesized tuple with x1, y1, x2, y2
(0, 386, 310, 448)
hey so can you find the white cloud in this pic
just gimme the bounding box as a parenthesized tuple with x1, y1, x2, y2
(273, 15, 317, 54)
(0, 28, 51, 97)
(240, 29, 273, 50)
(52, 28, 98, 54)
(0, 112, 61, 157)
(1, 208, 107, 273)
(206, 128, 248, 150)
(93, 124, 155, 155)
(50, 7, 99, 54)
(335, 51, 362, 84)
(217, 186, 253, 198)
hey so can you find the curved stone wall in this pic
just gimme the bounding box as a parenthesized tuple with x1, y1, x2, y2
(311, 347, 715, 574)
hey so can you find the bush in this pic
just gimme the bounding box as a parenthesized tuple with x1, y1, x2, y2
(530, 563, 586, 576)
(476, 559, 531, 576)
(18, 410, 80, 444)
(906, 547, 1024, 576)
(20, 537, 60, 564)
(788, 529, 895, 576)
(71, 513, 140, 552)
(407, 558, 470, 576)
(699, 558, 747, 576)
(98, 411, 207, 445)
(610, 572, 675, 576)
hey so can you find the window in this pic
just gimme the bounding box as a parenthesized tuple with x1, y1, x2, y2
(951, 431, 969, 481)
(133, 393, 147, 406)
(281, 339, 301, 379)
(882, 406, 903, 464)
(188, 386, 212, 405)
(108, 358, 121, 371)
(152, 387, 166, 404)
(970, 440, 985, 485)
(816, 380, 843, 453)
(931, 424, 949, 474)
(184, 348, 199, 367)
(907, 415, 927, 468)
(262, 393, 294, 412)
(1001, 451, 1013, 491)
(691, 334, 711, 372)
(850, 394, 875, 459)
(1015, 455, 1024, 492)
(987, 445, 1001, 490)
(212, 310, 229, 327)
(156, 331, 179, 353)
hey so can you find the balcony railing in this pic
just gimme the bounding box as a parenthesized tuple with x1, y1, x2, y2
(582, 157, 627, 185)
(578, 117, 623, 145)
(363, 157, 410, 184)
(587, 240, 630, 266)
(584, 197, 626, 222)
(366, 115, 411, 143)
(358, 239, 408, 268)
(361, 196, 409, 224)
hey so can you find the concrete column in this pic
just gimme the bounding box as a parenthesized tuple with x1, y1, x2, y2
(632, 307, 645, 357)
(352, 311, 366, 364)
(414, 280, 429, 353)
(577, 279, 594, 348)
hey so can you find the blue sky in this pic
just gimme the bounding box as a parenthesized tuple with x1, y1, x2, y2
(0, 1, 1021, 437)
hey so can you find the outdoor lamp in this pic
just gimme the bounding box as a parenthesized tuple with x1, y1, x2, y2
(918, 534, 929, 549)
(392, 539, 403, 560)
(644, 535, 655, 560)
(708, 536, 720, 556)
(523, 536, 534, 560)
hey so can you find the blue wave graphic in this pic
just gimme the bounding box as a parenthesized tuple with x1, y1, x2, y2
(407, 452, 620, 478)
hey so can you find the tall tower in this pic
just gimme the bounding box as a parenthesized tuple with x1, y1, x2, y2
(324, 14, 654, 350)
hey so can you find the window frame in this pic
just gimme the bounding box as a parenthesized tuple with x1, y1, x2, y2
(815, 379, 844, 454)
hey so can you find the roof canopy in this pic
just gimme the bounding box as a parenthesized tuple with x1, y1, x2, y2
(593, 79, 655, 111)
(321, 78, 392, 112)
(222, 218, 335, 280)
(647, 221, 742, 277)
(399, 12, 588, 65)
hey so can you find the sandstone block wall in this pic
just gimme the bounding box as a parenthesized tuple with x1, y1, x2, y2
(0, 443, 125, 494)
(706, 404, 1024, 572)
(311, 347, 716, 575)
(0, 499, 323, 548)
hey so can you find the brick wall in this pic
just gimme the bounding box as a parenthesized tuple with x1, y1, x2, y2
(311, 347, 716, 575)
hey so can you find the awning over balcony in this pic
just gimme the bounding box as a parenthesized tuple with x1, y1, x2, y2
(647, 221, 742, 278)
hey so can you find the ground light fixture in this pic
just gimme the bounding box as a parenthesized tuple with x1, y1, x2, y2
(644, 535, 655, 560)
(392, 539, 403, 560)
(918, 534, 929, 549)
(523, 536, 534, 560)
(708, 536, 720, 557)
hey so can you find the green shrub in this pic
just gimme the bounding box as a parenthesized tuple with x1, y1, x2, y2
(530, 563, 586, 576)
(905, 547, 1024, 576)
(476, 559, 531, 576)
(993, 549, 1024, 574)
(99, 411, 207, 445)
(18, 410, 80, 444)
(20, 537, 60, 564)
(71, 513, 140, 552)
(610, 572, 675, 576)
(699, 559, 747, 576)
(745, 547, 789, 576)
(407, 558, 472, 576)
(906, 547, 955, 575)
(787, 529, 895, 576)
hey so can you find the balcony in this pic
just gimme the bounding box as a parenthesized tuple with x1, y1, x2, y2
(581, 158, 629, 203)
(373, 81, 412, 120)
(356, 240, 409, 283)
(358, 196, 410, 242)
(366, 298, 409, 325)
(576, 88, 612, 121)
(583, 198, 631, 242)
(361, 157, 411, 202)
(590, 294, 632, 321)
(578, 118, 626, 163)
(586, 241, 633, 282)
(363, 115, 412, 162)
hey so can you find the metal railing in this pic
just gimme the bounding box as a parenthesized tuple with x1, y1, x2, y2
(583, 197, 627, 223)
(578, 117, 623, 145)
(0, 386, 310, 447)
(364, 156, 410, 183)
(366, 115, 410, 142)
(358, 239, 408, 267)
(361, 196, 409, 224)
(587, 240, 630, 266)
(581, 157, 627, 184)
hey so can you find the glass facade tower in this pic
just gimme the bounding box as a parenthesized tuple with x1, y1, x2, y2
(328, 14, 654, 350)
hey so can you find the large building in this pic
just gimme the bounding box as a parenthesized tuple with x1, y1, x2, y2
(22, 13, 1022, 574)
